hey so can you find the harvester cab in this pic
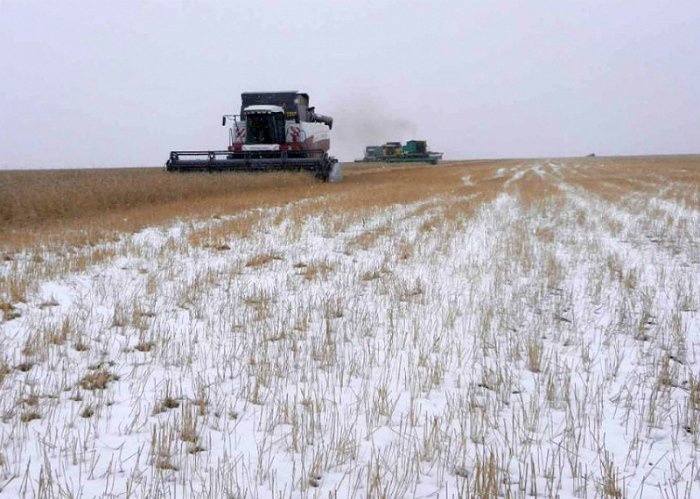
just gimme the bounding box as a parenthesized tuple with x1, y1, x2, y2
(167, 91, 341, 182)
(239, 106, 286, 146)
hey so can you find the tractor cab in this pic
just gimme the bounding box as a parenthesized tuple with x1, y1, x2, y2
(382, 142, 403, 157)
(243, 105, 286, 145)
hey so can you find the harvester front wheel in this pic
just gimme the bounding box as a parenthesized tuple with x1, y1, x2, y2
(328, 161, 342, 183)
(315, 155, 341, 182)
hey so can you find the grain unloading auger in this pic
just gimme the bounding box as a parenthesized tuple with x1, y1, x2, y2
(166, 91, 341, 182)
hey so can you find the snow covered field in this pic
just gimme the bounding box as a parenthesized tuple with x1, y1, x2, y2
(1, 158, 699, 498)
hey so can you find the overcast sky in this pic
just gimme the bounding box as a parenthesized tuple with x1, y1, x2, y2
(1, 0, 699, 168)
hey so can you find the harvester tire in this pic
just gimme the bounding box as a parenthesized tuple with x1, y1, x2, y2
(328, 162, 342, 183)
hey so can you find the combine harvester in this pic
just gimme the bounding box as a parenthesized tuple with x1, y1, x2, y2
(356, 140, 443, 165)
(166, 91, 341, 182)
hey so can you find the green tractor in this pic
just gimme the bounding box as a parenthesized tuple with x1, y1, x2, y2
(387, 140, 443, 165)
(355, 140, 443, 165)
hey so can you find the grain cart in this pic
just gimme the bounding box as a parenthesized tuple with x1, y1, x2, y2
(166, 91, 341, 182)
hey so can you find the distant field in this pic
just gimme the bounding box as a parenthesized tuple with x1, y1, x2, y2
(0, 160, 509, 249)
(2, 157, 695, 242)
(0, 168, 319, 246)
(0, 156, 699, 497)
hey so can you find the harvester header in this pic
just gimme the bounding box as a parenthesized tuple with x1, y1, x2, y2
(166, 91, 341, 182)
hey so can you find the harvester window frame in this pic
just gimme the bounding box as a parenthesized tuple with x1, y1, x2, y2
(245, 112, 286, 145)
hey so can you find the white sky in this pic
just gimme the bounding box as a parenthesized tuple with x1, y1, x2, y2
(1, 0, 699, 168)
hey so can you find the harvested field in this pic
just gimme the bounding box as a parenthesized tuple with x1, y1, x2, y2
(0, 156, 699, 497)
